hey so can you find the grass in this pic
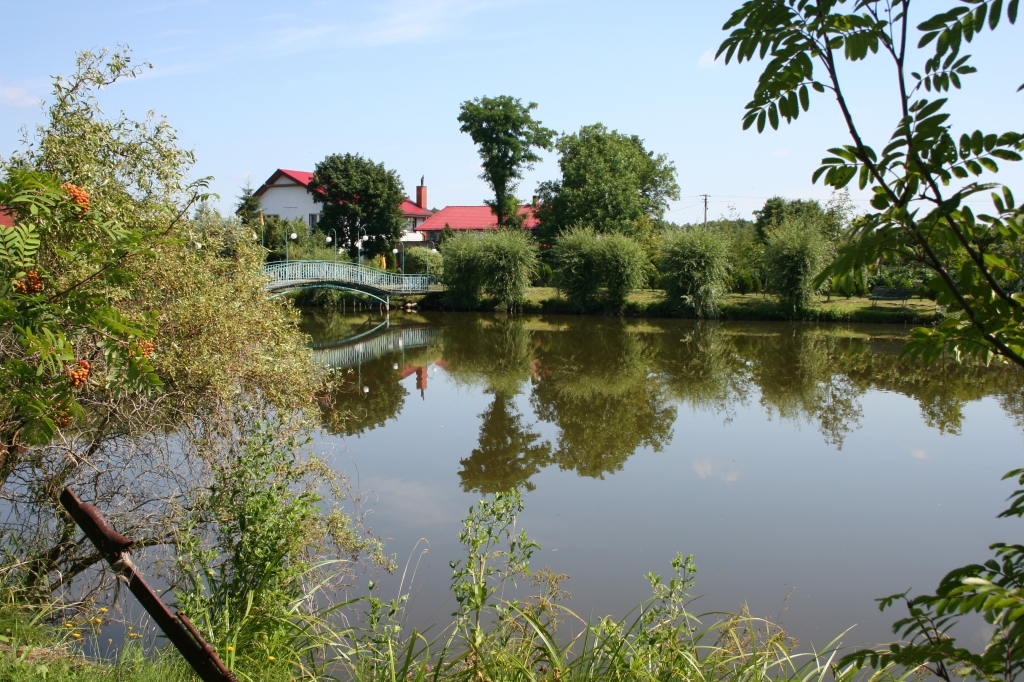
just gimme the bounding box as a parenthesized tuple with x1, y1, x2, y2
(414, 287, 939, 325)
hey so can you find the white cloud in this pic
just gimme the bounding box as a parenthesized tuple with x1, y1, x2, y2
(0, 84, 40, 108)
(912, 449, 930, 460)
(698, 49, 720, 68)
(692, 459, 741, 483)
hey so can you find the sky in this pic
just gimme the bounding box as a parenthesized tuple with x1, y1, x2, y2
(0, 0, 1021, 225)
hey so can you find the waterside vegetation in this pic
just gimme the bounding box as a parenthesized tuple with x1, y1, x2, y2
(3, 0, 1024, 678)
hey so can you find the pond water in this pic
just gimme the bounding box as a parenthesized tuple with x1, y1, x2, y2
(302, 310, 1024, 650)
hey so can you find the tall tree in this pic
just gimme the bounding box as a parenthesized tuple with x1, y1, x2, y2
(536, 123, 679, 241)
(752, 195, 848, 243)
(458, 96, 555, 227)
(306, 153, 406, 259)
(235, 178, 261, 225)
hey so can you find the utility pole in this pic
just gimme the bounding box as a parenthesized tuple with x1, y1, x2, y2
(701, 194, 709, 228)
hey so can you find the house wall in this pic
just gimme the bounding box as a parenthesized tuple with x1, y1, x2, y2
(259, 183, 320, 225)
(260, 177, 426, 238)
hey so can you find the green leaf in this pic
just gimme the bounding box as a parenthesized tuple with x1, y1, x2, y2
(990, 0, 1003, 28)
(799, 84, 810, 111)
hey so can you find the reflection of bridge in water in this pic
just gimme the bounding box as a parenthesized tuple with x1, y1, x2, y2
(311, 324, 443, 370)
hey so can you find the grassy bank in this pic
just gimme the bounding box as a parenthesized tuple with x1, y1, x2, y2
(413, 287, 939, 325)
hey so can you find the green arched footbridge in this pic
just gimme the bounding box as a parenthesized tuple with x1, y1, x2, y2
(262, 260, 441, 306)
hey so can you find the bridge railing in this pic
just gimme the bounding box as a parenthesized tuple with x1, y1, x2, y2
(262, 260, 439, 294)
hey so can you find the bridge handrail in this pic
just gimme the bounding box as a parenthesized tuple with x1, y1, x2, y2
(261, 260, 439, 294)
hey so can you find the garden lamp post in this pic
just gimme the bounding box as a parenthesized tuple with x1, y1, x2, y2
(287, 231, 297, 262)
(356, 228, 367, 266)
(326, 229, 337, 263)
(392, 247, 403, 274)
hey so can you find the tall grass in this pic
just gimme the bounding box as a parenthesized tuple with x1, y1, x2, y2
(3, 487, 914, 682)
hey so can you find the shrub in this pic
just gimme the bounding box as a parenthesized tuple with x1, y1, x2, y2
(659, 228, 731, 318)
(764, 217, 828, 315)
(551, 227, 647, 309)
(533, 261, 554, 287)
(442, 230, 537, 310)
(404, 246, 443, 277)
(478, 228, 537, 310)
(551, 228, 603, 306)
(600, 232, 649, 307)
(441, 233, 486, 309)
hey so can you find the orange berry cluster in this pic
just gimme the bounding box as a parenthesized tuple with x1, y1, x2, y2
(61, 182, 90, 213)
(13, 270, 43, 294)
(67, 360, 91, 388)
(54, 410, 72, 428)
(138, 340, 155, 358)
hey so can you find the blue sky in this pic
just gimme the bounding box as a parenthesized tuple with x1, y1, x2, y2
(1, 0, 1021, 224)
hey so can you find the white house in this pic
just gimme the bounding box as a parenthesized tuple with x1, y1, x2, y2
(253, 169, 433, 242)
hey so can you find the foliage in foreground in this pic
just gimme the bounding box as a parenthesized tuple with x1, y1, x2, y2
(719, 2, 1024, 682)
(1, 488, 920, 682)
(718, 0, 1024, 365)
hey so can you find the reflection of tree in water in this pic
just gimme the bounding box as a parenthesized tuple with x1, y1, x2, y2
(317, 356, 408, 437)
(737, 327, 866, 448)
(656, 321, 751, 421)
(442, 315, 536, 395)
(459, 392, 552, 493)
(530, 320, 676, 479)
(843, 339, 1023, 435)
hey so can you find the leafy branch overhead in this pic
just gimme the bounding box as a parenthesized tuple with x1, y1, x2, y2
(719, 0, 1024, 367)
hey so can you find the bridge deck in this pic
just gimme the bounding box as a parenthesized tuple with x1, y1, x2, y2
(262, 260, 441, 296)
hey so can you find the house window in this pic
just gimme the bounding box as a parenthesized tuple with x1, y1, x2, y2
(308, 213, 320, 228)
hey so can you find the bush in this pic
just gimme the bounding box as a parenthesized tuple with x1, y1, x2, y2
(764, 217, 828, 315)
(404, 246, 443, 277)
(478, 228, 538, 310)
(551, 228, 603, 306)
(600, 232, 649, 307)
(442, 230, 537, 310)
(551, 227, 647, 309)
(441, 234, 486, 309)
(659, 228, 731, 318)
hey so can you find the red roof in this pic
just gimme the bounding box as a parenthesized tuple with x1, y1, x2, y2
(0, 209, 13, 228)
(414, 205, 538, 232)
(400, 199, 433, 217)
(255, 168, 432, 218)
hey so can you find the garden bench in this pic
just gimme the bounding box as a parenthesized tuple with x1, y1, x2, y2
(869, 286, 914, 307)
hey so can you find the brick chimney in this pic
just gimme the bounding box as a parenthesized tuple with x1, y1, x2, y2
(416, 176, 427, 210)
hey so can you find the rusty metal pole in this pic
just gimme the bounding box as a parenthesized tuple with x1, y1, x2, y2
(59, 487, 237, 682)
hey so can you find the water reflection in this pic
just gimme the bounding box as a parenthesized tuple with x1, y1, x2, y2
(530, 320, 676, 478)
(307, 313, 1023, 486)
(460, 393, 552, 493)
